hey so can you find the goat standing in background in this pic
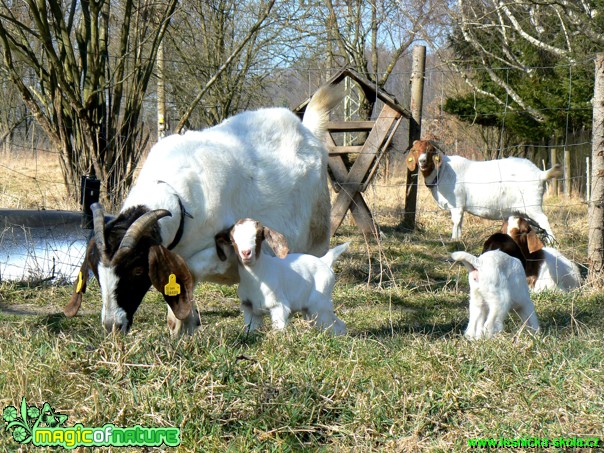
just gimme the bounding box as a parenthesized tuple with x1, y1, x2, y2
(451, 249, 540, 339)
(215, 219, 348, 335)
(406, 140, 561, 240)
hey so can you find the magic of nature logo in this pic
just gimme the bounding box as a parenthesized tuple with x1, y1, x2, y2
(3, 397, 180, 449)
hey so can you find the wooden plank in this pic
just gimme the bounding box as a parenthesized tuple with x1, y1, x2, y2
(328, 121, 375, 132)
(330, 192, 378, 237)
(329, 105, 400, 236)
(326, 134, 347, 193)
(349, 193, 379, 236)
(328, 145, 364, 155)
(361, 115, 402, 192)
(335, 105, 400, 193)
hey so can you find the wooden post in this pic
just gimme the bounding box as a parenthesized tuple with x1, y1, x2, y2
(550, 146, 558, 195)
(588, 53, 604, 284)
(402, 45, 426, 229)
(586, 157, 591, 202)
(564, 148, 571, 196)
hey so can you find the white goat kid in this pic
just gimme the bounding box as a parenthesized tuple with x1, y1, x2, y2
(215, 219, 348, 335)
(451, 250, 540, 339)
(406, 140, 561, 240)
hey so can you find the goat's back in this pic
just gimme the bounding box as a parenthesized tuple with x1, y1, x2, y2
(124, 107, 330, 260)
(534, 247, 582, 291)
(438, 156, 549, 219)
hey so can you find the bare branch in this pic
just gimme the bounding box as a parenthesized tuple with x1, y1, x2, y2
(174, 0, 276, 134)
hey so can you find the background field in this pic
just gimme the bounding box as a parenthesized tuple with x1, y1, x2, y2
(0, 152, 602, 452)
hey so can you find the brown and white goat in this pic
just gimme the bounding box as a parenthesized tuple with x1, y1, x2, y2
(503, 216, 581, 291)
(65, 86, 341, 335)
(215, 219, 348, 335)
(406, 140, 561, 239)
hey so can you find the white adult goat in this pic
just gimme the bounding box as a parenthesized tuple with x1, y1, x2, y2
(406, 140, 561, 240)
(65, 86, 341, 335)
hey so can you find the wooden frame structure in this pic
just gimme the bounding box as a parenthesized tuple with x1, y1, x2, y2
(295, 68, 412, 237)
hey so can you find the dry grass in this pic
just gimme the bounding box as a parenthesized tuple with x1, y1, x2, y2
(0, 151, 602, 452)
(0, 150, 76, 210)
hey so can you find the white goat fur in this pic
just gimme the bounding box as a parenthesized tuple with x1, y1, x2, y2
(118, 87, 339, 334)
(225, 220, 348, 335)
(506, 216, 581, 292)
(408, 140, 560, 239)
(452, 250, 539, 339)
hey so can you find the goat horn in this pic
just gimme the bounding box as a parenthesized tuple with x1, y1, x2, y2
(91, 203, 110, 265)
(113, 209, 172, 263)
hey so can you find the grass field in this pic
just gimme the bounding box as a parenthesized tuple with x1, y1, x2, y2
(0, 151, 603, 451)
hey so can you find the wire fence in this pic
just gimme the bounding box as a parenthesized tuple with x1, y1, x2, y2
(0, 61, 595, 283)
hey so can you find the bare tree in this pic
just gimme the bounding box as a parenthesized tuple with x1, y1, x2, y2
(451, 0, 601, 121)
(0, 0, 177, 207)
(163, 0, 315, 131)
(322, 0, 450, 118)
(588, 54, 604, 284)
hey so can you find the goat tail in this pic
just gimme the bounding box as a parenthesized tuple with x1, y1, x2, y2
(320, 242, 350, 268)
(302, 85, 343, 140)
(451, 251, 480, 273)
(541, 163, 562, 181)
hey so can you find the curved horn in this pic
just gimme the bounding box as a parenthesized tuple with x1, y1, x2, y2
(112, 209, 172, 263)
(91, 203, 109, 265)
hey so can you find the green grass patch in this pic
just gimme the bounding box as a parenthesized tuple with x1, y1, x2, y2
(1, 199, 603, 451)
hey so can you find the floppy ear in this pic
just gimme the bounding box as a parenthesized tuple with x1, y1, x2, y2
(214, 227, 233, 262)
(429, 142, 445, 171)
(526, 230, 544, 254)
(149, 245, 193, 320)
(405, 140, 419, 171)
(64, 239, 99, 318)
(263, 227, 289, 258)
(500, 220, 509, 234)
(432, 151, 444, 171)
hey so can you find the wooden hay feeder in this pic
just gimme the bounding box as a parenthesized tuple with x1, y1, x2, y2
(294, 68, 411, 237)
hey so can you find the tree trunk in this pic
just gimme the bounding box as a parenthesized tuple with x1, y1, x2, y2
(588, 53, 604, 285)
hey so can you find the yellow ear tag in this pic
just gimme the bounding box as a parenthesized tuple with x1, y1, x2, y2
(164, 274, 181, 296)
(76, 271, 83, 293)
(407, 157, 413, 162)
(434, 155, 440, 162)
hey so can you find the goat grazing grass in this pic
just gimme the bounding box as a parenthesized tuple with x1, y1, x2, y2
(1, 151, 602, 451)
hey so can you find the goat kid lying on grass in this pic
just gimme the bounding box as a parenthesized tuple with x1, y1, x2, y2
(451, 249, 540, 339)
(215, 219, 348, 335)
(503, 216, 582, 292)
(406, 140, 561, 240)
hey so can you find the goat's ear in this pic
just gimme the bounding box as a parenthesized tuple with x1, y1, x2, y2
(214, 227, 233, 261)
(427, 141, 445, 170)
(405, 145, 419, 172)
(263, 227, 289, 258)
(149, 245, 193, 320)
(433, 152, 443, 170)
(501, 220, 509, 234)
(526, 230, 544, 254)
(64, 239, 99, 318)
